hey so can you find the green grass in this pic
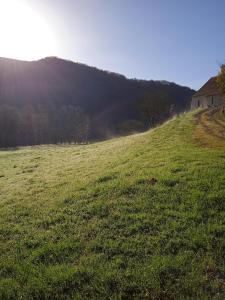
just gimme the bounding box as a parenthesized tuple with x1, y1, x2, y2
(1, 110, 225, 299)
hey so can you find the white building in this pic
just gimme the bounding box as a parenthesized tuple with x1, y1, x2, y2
(191, 77, 223, 109)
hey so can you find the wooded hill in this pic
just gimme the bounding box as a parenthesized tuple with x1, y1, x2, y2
(0, 57, 194, 147)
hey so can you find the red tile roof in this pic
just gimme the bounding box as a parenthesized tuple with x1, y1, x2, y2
(193, 76, 221, 98)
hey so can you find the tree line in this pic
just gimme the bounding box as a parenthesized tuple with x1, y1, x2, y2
(0, 94, 174, 148)
(0, 105, 89, 148)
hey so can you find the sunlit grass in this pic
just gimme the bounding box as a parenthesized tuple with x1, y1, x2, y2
(1, 110, 225, 299)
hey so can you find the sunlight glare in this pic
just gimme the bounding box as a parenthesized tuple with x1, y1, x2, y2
(0, 0, 58, 60)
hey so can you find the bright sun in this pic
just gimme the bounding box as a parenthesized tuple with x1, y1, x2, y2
(0, 0, 58, 60)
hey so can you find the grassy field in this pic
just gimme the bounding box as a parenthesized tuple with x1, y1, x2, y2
(1, 109, 225, 299)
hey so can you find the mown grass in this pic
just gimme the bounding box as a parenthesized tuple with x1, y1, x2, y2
(1, 110, 225, 299)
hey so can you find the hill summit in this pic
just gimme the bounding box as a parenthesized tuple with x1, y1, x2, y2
(0, 56, 194, 147)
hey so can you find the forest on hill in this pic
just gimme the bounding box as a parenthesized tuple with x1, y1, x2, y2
(0, 57, 194, 147)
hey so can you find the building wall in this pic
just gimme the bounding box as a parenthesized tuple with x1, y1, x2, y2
(191, 94, 223, 109)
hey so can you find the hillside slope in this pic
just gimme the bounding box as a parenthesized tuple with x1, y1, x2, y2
(0, 57, 194, 147)
(1, 109, 225, 299)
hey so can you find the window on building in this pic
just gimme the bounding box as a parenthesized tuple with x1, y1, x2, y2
(212, 96, 214, 105)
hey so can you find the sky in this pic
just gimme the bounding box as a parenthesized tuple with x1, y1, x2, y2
(1, 0, 225, 89)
